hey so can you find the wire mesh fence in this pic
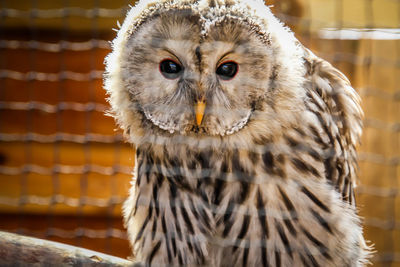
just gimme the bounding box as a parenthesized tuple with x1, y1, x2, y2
(0, 0, 398, 266)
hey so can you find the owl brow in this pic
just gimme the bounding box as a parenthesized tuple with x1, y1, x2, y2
(217, 51, 235, 66)
(161, 48, 182, 64)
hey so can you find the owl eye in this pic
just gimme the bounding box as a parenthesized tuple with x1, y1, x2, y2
(216, 61, 238, 80)
(159, 59, 183, 79)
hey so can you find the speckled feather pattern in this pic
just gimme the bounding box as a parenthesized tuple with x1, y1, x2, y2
(104, 0, 371, 266)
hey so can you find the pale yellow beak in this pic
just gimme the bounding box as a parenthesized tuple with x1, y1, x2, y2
(194, 98, 206, 126)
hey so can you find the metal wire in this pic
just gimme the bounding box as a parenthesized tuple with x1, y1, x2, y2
(0, 7, 124, 19)
(0, 70, 103, 81)
(0, 39, 111, 51)
(11, 227, 128, 239)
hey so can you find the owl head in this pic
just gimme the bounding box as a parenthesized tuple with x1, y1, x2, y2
(104, 0, 307, 147)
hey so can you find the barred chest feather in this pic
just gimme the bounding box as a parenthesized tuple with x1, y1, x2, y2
(123, 98, 367, 267)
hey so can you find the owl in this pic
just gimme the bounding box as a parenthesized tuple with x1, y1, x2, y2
(104, 0, 372, 266)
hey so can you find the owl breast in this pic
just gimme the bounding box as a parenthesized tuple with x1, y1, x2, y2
(124, 116, 366, 266)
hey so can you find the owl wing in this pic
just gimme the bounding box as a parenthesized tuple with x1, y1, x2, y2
(302, 48, 363, 206)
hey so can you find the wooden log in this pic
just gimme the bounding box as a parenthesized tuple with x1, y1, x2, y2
(0, 231, 132, 266)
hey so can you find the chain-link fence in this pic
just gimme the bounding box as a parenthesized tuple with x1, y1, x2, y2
(0, 0, 398, 266)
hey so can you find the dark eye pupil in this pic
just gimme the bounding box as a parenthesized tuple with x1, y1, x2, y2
(216, 62, 238, 80)
(160, 60, 182, 79)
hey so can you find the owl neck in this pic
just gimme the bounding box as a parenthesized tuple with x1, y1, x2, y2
(135, 141, 230, 190)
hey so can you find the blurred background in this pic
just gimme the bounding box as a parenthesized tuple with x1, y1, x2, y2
(0, 0, 398, 266)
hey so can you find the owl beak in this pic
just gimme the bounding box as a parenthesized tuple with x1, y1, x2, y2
(194, 98, 206, 126)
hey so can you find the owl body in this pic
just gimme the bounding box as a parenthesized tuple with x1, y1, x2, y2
(104, 0, 370, 266)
